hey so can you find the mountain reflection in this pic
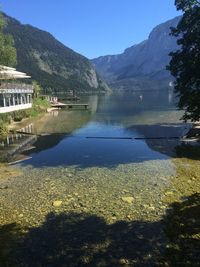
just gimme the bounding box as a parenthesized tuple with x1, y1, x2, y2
(15, 92, 190, 168)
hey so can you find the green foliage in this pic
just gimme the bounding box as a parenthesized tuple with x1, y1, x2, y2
(32, 80, 42, 98)
(31, 98, 50, 114)
(0, 120, 9, 137)
(0, 13, 17, 67)
(168, 0, 200, 121)
(175, 0, 200, 11)
(0, 110, 31, 125)
(0, 113, 12, 124)
(12, 110, 31, 121)
(0, 113, 10, 138)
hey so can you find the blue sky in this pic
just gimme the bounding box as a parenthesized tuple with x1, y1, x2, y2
(1, 0, 181, 59)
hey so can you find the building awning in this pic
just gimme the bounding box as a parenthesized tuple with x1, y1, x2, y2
(0, 65, 31, 79)
(0, 66, 16, 70)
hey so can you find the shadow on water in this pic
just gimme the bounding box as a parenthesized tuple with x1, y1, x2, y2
(127, 123, 188, 139)
(26, 134, 69, 154)
(127, 123, 189, 157)
(175, 144, 200, 160)
(1, 194, 200, 267)
(16, 122, 191, 168)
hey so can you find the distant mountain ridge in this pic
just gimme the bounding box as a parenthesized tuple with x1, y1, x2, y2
(92, 16, 181, 91)
(3, 13, 110, 93)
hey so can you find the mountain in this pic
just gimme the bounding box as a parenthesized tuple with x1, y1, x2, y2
(92, 16, 181, 91)
(2, 13, 110, 94)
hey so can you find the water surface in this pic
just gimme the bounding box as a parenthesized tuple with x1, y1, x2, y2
(17, 91, 187, 168)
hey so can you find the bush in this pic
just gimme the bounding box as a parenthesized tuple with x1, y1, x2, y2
(0, 120, 8, 138)
(0, 113, 12, 124)
(12, 110, 30, 121)
(33, 98, 50, 111)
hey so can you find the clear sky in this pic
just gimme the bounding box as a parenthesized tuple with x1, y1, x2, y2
(1, 0, 181, 59)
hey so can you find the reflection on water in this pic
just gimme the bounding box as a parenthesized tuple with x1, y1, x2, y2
(14, 90, 189, 168)
(0, 131, 36, 162)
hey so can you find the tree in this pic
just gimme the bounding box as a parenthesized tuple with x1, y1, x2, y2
(0, 13, 17, 67)
(168, 0, 200, 121)
(32, 80, 42, 98)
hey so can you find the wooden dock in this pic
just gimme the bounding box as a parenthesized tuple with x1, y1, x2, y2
(51, 103, 89, 109)
(60, 96, 80, 101)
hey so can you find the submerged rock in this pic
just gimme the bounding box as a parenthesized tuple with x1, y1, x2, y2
(0, 185, 8, 189)
(52, 200, 62, 207)
(165, 191, 174, 196)
(121, 196, 134, 204)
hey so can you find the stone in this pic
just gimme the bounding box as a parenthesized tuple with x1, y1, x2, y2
(142, 204, 149, 208)
(122, 189, 129, 193)
(165, 191, 174, 196)
(119, 258, 128, 264)
(148, 206, 155, 211)
(121, 196, 134, 204)
(52, 200, 62, 207)
(0, 185, 8, 189)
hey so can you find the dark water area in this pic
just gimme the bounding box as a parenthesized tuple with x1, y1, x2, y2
(16, 90, 188, 168)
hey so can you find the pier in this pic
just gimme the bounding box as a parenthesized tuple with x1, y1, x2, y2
(59, 96, 80, 101)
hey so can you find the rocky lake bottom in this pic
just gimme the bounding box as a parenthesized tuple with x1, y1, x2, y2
(0, 155, 200, 267)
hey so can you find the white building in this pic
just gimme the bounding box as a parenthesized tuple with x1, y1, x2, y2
(0, 66, 34, 113)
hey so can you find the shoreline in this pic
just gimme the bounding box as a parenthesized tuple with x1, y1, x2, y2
(7, 107, 60, 132)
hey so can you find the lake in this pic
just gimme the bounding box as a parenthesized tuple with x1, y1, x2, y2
(14, 90, 187, 167)
(0, 90, 200, 267)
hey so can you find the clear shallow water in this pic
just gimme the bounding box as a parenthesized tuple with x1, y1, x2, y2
(1, 90, 200, 267)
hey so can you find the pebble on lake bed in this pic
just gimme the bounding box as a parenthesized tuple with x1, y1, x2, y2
(52, 200, 62, 207)
(121, 196, 134, 204)
(165, 191, 174, 196)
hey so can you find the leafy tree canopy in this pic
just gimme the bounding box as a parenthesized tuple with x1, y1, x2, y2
(168, 0, 200, 121)
(0, 13, 17, 67)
